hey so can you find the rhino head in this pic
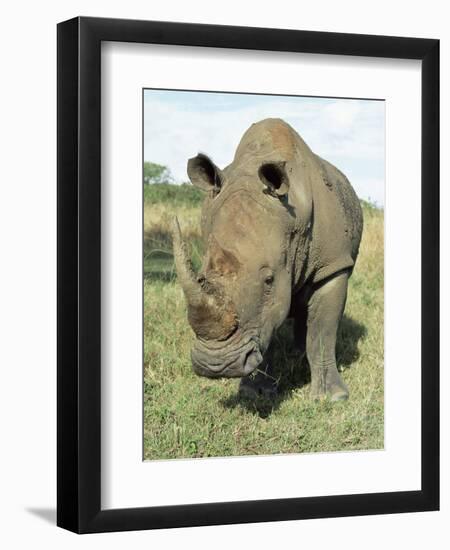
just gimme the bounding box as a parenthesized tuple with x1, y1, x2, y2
(173, 125, 313, 378)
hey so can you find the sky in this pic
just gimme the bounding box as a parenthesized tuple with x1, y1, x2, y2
(144, 89, 385, 206)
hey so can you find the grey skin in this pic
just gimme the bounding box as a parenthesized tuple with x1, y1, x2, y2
(172, 118, 363, 401)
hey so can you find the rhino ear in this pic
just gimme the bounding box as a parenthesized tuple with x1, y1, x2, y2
(187, 154, 223, 192)
(259, 162, 289, 197)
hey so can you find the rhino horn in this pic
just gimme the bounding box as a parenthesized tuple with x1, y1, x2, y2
(171, 217, 203, 305)
(171, 218, 238, 341)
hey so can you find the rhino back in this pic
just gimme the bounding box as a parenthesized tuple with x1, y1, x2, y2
(315, 156, 363, 262)
(308, 155, 363, 282)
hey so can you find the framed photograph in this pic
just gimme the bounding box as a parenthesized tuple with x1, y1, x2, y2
(57, 17, 439, 533)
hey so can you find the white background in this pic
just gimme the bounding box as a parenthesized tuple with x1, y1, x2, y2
(0, 1, 448, 548)
(102, 43, 421, 509)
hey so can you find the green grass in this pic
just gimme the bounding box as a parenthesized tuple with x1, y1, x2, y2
(144, 181, 204, 207)
(143, 184, 384, 459)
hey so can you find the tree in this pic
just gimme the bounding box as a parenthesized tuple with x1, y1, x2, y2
(143, 162, 173, 185)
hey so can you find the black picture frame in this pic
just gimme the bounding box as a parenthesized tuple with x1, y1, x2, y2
(57, 16, 439, 533)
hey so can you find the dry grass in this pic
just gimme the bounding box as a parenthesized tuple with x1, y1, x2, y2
(143, 190, 384, 460)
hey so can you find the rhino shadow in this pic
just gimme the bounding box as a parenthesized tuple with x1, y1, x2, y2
(221, 314, 367, 419)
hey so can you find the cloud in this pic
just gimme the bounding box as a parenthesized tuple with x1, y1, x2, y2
(144, 91, 384, 205)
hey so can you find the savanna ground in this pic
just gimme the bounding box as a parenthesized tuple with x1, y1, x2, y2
(143, 183, 384, 460)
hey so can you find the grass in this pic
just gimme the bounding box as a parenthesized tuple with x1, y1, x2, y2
(144, 181, 204, 207)
(143, 184, 384, 460)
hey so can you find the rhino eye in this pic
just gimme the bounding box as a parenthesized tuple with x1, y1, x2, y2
(264, 275, 274, 286)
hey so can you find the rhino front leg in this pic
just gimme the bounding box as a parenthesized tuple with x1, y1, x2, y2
(306, 271, 350, 402)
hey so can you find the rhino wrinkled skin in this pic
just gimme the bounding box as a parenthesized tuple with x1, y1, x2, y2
(172, 118, 363, 401)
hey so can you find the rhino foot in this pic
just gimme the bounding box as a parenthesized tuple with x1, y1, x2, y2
(310, 366, 349, 402)
(328, 384, 349, 402)
(239, 372, 278, 401)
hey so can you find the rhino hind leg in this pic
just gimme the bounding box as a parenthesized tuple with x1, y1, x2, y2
(306, 271, 350, 402)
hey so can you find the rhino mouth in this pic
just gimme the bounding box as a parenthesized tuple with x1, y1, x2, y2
(191, 333, 263, 378)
